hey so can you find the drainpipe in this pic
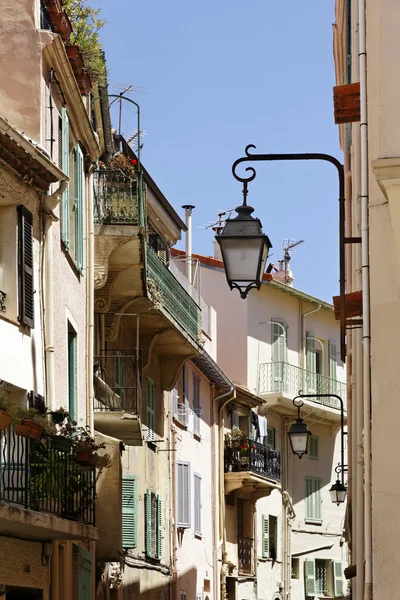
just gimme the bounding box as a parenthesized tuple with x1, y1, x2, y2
(86, 168, 95, 433)
(182, 205, 195, 284)
(211, 384, 219, 600)
(43, 180, 67, 412)
(301, 304, 321, 369)
(358, 0, 372, 595)
(217, 385, 236, 600)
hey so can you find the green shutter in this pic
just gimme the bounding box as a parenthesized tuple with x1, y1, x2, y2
(68, 330, 77, 422)
(115, 355, 125, 410)
(73, 544, 92, 600)
(147, 378, 155, 441)
(122, 475, 136, 548)
(75, 144, 85, 274)
(61, 107, 70, 249)
(261, 514, 269, 558)
(267, 427, 276, 450)
(156, 495, 162, 559)
(145, 489, 152, 557)
(306, 332, 316, 392)
(309, 436, 319, 460)
(17, 205, 34, 328)
(304, 559, 316, 596)
(329, 341, 337, 392)
(333, 560, 344, 597)
(306, 477, 322, 521)
(271, 321, 287, 389)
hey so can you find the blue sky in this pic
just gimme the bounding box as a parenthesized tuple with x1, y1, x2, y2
(100, 0, 340, 303)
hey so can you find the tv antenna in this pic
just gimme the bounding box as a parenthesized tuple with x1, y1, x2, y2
(127, 128, 147, 153)
(282, 239, 305, 285)
(200, 209, 235, 234)
(111, 83, 145, 136)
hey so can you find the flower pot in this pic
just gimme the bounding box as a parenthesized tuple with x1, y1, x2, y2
(75, 451, 90, 464)
(50, 411, 65, 425)
(29, 423, 44, 440)
(16, 421, 33, 437)
(50, 435, 73, 453)
(0, 410, 11, 431)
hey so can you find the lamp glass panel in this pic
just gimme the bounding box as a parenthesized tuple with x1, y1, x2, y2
(220, 238, 265, 282)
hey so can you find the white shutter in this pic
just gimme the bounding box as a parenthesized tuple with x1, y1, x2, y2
(271, 320, 288, 390)
(304, 559, 316, 596)
(146, 378, 155, 441)
(261, 514, 269, 558)
(193, 374, 201, 435)
(194, 473, 201, 534)
(172, 383, 179, 420)
(183, 364, 189, 425)
(333, 560, 344, 597)
(177, 462, 190, 527)
(306, 332, 317, 392)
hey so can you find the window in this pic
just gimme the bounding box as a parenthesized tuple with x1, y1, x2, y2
(146, 378, 155, 441)
(261, 514, 277, 559)
(144, 490, 162, 559)
(304, 559, 344, 598)
(291, 557, 300, 579)
(68, 323, 77, 422)
(60, 107, 85, 275)
(180, 592, 187, 600)
(305, 476, 322, 523)
(177, 462, 190, 528)
(309, 436, 319, 460)
(271, 320, 288, 391)
(193, 373, 201, 436)
(266, 426, 276, 450)
(194, 472, 201, 535)
(306, 332, 317, 392)
(17, 205, 34, 328)
(173, 365, 189, 426)
(114, 354, 125, 409)
(122, 475, 136, 548)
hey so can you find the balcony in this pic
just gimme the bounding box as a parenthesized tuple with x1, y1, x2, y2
(259, 362, 347, 413)
(238, 536, 255, 576)
(146, 244, 201, 343)
(93, 170, 142, 225)
(0, 426, 96, 541)
(224, 438, 280, 497)
(94, 351, 142, 446)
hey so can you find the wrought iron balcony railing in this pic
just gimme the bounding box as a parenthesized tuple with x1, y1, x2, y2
(224, 438, 280, 482)
(258, 362, 347, 411)
(94, 351, 141, 413)
(0, 426, 95, 525)
(146, 244, 202, 343)
(238, 536, 254, 575)
(93, 170, 142, 225)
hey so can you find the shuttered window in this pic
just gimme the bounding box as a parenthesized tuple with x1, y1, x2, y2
(271, 320, 288, 390)
(305, 476, 322, 522)
(306, 332, 317, 392)
(115, 355, 125, 409)
(146, 378, 155, 441)
(261, 514, 277, 559)
(333, 560, 344, 597)
(309, 436, 319, 460)
(194, 472, 201, 534)
(17, 205, 34, 328)
(315, 559, 328, 595)
(122, 475, 136, 548)
(72, 544, 92, 600)
(177, 461, 190, 528)
(144, 489, 162, 560)
(266, 427, 276, 450)
(304, 559, 343, 597)
(304, 559, 316, 597)
(61, 107, 70, 249)
(74, 144, 85, 275)
(193, 373, 201, 435)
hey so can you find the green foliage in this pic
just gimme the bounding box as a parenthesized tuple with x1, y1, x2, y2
(63, 0, 107, 86)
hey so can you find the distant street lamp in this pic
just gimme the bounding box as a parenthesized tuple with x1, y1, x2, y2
(289, 392, 347, 506)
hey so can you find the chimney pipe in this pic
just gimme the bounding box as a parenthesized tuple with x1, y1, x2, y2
(182, 205, 195, 284)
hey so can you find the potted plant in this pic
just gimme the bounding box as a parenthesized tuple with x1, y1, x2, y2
(43, 419, 74, 453)
(74, 433, 106, 465)
(15, 408, 46, 440)
(29, 445, 67, 515)
(49, 406, 69, 425)
(0, 396, 11, 431)
(226, 427, 246, 449)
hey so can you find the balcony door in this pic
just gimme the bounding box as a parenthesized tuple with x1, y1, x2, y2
(271, 320, 288, 392)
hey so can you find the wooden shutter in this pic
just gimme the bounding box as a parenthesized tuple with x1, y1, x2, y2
(177, 462, 190, 527)
(305, 477, 322, 521)
(271, 320, 287, 388)
(182, 364, 189, 425)
(194, 473, 201, 534)
(114, 355, 125, 410)
(73, 544, 92, 600)
(309, 436, 319, 460)
(146, 378, 155, 441)
(74, 144, 85, 274)
(145, 489, 152, 557)
(193, 374, 200, 435)
(267, 427, 276, 450)
(333, 560, 344, 597)
(17, 205, 34, 328)
(261, 514, 269, 558)
(28, 391, 46, 415)
(304, 559, 316, 596)
(61, 107, 70, 249)
(156, 495, 162, 559)
(122, 475, 136, 548)
(172, 382, 179, 420)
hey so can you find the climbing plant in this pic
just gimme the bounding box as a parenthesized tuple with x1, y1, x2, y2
(63, 0, 107, 86)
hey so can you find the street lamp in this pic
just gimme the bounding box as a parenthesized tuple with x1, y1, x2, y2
(287, 398, 312, 458)
(216, 182, 272, 299)
(289, 392, 347, 505)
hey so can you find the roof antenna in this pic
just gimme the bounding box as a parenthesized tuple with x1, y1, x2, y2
(282, 239, 305, 286)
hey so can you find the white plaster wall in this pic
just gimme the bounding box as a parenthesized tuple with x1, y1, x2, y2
(174, 363, 215, 600)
